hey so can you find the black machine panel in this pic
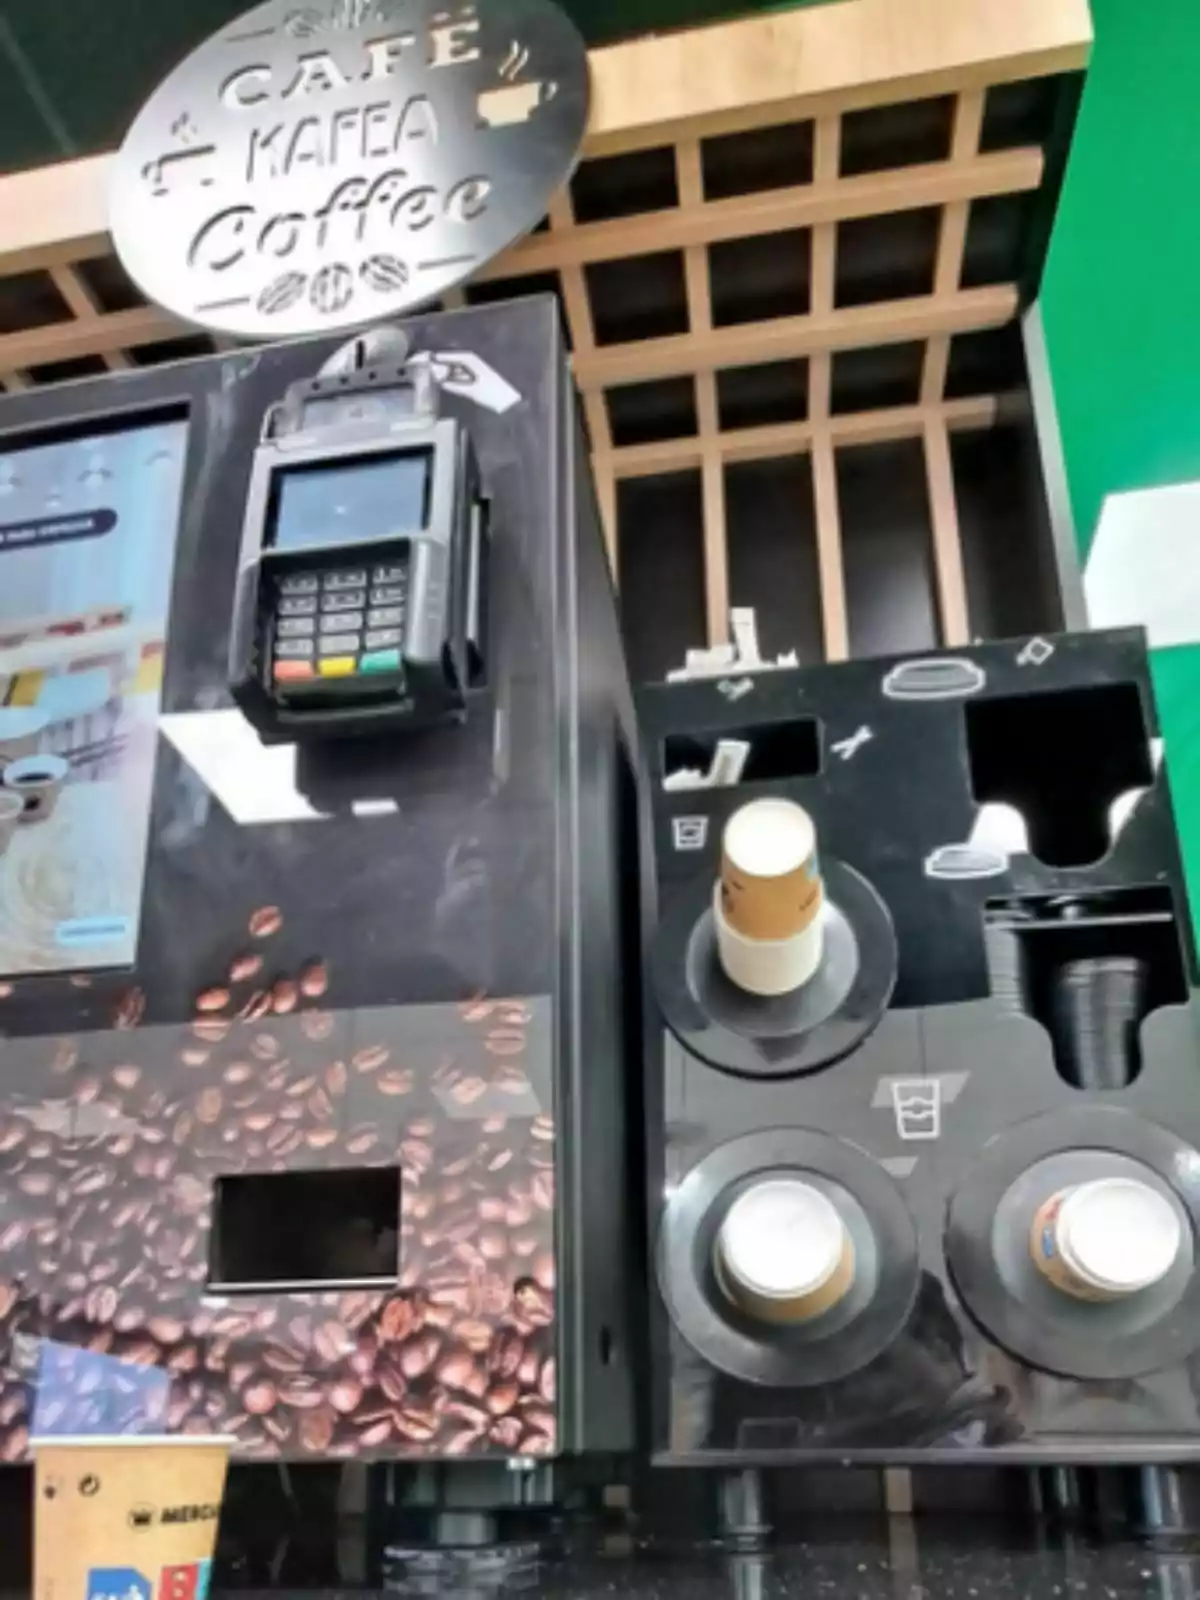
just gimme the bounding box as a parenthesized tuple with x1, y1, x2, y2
(638, 628, 1200, 1463)
(0, 300, 638, 1465)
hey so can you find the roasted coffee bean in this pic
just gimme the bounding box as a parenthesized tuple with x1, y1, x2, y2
(299, 961, 329, 998)
(453, 1319, 494, 1355)
(489, 1415, 523, 1450)
(378, 1363, 407, 1403)
(395, 1404, 437, 1443)
(346, 1128, 378, 1156)
(531, 1171, 554, 1211)
(149, 1316, 184, 1345)
(243, 1380, 278, 1415)
(238, 990, 273, 1022)
(192, 1018, 229, 1044)
(485, 1029, 526, 1057)
(0, 1223, 27, 1254)
(251, 1032, 280, 1060)
(280, 1374, 323, 1409)
(479, 1229, 507, 1262)
(195, 987, 230, 1014)
(531, 1115, 554, 1142)
(229, 952, 264, 983)
(330, 1376, 364, 1414)
(249, 905, 283, 938)
(300, 1406, 336, 1452)
(18, 1173, 52, 1198)
(306, 1127, 339, 1150)
(0, 1283, 17, 1321)
(518, 1429, 554, 1456)
(301, 1010, 335, 1041)
(180, 1047, 210, 1068)
(357, 1418, 393, 1448)
(486, 1379, 519, 1416)
(532, 1252, 556, 1291)
(0, 1127, 24, 1155)
(195, 1088, 222, 1124)
(272, 979, 299, 1015)
(435, 1346, 477, 1390)
(111, 1064, 141, 1092)
(353, 1044, 388, 1073)
(450, 1076, 488, 1105)
(511, 1234, 538, 1259)
(342, 1292, 380, 1331)
(378, 1069, 415, 1096)
(2, 1426, 29, 1463)
(314, 1320, 355, 1363)
(445, 1426, 484, 1455)
(399, 1332, 442, 1380)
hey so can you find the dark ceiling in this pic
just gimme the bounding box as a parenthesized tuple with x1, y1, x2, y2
(0, 0, 799, 174)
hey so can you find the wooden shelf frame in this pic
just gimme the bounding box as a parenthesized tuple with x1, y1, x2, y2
(0, 0, 1091, 661)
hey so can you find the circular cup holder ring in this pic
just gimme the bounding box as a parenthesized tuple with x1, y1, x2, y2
(945, 1107, 1200, 1380)
(651, 857, 898, 1080)
(658, 1129, 921, 1387)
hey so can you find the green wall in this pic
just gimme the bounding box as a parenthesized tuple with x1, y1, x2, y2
(1040, 0, 1200, 935)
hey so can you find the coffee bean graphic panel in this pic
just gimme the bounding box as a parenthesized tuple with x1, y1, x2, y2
(0, 301, 637, 1462)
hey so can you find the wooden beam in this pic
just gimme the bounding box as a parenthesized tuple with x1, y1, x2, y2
(807, 117, 848, 663)
(610, 395, 999, 479)
(479, 148, 1044, 284)
(923, 89, 987, 405)
(575, 285, 1018, 393)
(0, 304, 181, 372)
(585, 0, 1090, 156)
(677, 140, 729, 648)
(924, 414, 970, 644)
(48, 265, 131, 372)
(0, 0, 1086, 279)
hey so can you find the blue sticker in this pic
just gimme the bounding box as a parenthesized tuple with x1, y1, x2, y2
(194, 1559, 213, 1600)
(86, 1567, 152, 1600)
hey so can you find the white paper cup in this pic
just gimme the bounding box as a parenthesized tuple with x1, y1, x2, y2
(4, 753, 69, 824)
(1030, 1178, 1182, 1300)
(720, 799, 822, 942)
(715, 1178, 854, 1324)
(714, 882, 824, 995)
(32, 1434, 233, 1600)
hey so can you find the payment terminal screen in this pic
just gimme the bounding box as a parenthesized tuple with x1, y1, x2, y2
(271, 451, 431, 554)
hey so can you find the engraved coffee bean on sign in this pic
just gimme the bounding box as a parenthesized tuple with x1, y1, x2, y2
(310, 264, 354, 316)
(256, 272, 307, 316)
(360, 254, 409, 295)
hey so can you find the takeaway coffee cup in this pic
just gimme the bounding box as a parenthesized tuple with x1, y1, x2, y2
(716, 798, 824, 994)
(0, 706, 48, 768)
(4, 753, 69, 824)
(0, 790, 22, 857)
(715, 1177, 854, 1324)
(32, 1434, 233, 1600)
(1029, 1177, 1182, 1301)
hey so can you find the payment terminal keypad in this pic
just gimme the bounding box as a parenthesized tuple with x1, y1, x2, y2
(271, 559, 409, 687)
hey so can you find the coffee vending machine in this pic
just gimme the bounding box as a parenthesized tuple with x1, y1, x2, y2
(0, 299, 639, 1472)
(639, 631, 1200, 1466)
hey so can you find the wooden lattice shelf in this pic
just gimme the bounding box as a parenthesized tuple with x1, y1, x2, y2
(0, 0, 1091, 668)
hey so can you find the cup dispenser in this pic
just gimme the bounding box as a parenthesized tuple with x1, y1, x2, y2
(639, 627, 1200, 1463)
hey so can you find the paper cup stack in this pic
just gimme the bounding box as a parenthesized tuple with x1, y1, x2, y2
(715, 798, 824, 996)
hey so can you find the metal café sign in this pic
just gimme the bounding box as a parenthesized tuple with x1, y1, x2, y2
(110, 0, 590, 340)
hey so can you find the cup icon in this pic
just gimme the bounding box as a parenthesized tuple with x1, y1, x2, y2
(4, 753, 69, 824)
(32, 1434, 233, 1600)
(477, 80, 556, 128)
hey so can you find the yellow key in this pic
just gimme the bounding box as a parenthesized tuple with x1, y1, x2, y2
(318, 656, 357, 678)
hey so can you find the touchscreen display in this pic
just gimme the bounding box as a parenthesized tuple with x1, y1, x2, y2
(0, 415, 188, 978)
(271, 450, 431, 554)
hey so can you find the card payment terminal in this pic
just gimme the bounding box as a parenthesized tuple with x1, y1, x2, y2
(229, 336, 486, 743)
